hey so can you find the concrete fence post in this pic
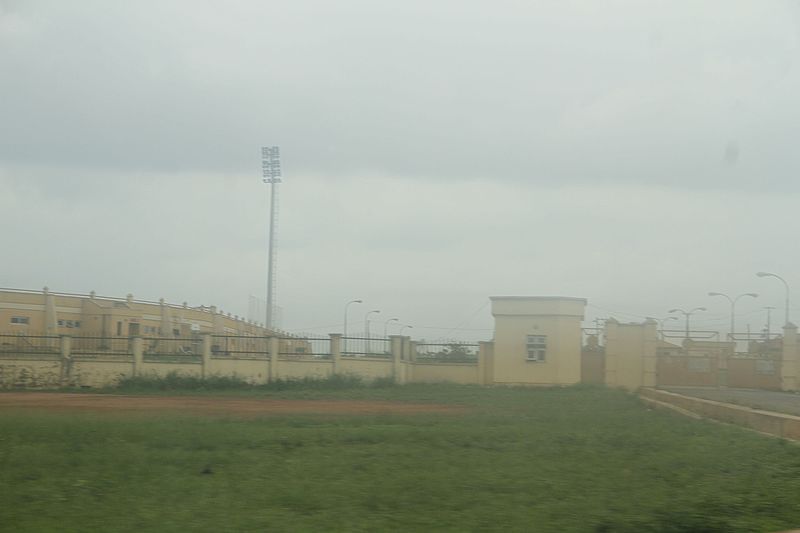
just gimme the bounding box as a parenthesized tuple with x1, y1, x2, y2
(201, 334, 212, 379)
(603, 319, 619, 387)
(478, 341, 494, 385)
(642, 319, 659, 388)
(329, 333, 342, 375)
(782, 323, 798, 391)
(717, 341, 733, 389)
(59, 335, 72, 386)
(409, 340, 418, 362)
(131, 336, 143, 378)
(269, 336, 280, 382)
(401, 336, 412, 383)
(390, 335, 403, 384)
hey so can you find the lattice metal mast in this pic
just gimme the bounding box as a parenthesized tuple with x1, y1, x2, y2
(261, 146, 282, 330)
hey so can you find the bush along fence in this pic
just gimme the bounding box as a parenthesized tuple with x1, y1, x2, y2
(0, 333, 495, 389)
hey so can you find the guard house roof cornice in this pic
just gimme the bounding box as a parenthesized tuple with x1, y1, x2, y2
(489, 296, 588, 303)
(490, 296, 587, 318)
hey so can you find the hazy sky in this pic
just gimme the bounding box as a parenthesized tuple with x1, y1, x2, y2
(2, 1, 800, 340)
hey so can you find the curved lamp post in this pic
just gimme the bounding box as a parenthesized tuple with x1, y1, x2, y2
(365, 309, 380, 354)
(668, 307, 707, 339)
(400, 325, 413, 336)
(763, 306, 776, 338)
(343, 299, 362, 354)
(756, 272, 790, 327)
(708, 292, 758, 341)
(383, 317, 399, 338)
(647, 316, 679, 339)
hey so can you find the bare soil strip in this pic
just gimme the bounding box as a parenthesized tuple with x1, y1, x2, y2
(0, 392, 465, 417)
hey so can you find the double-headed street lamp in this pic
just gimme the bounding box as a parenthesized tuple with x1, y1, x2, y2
(708, 292, 758, 341)
(668, 307, 706, 339)
(383, 317, 399, 338)
(647, 316, 679, 339)
(756, 272, 790, 327)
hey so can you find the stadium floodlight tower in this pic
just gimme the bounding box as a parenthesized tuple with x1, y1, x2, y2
(262, 146, 282, 331)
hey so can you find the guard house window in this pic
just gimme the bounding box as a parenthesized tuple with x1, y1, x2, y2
(526, 335, 547, 362)
(10, 316, 30, 325)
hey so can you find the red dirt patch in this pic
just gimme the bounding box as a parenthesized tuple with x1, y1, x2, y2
(0, 392, 466, 417)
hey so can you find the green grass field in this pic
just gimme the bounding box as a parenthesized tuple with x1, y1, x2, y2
(2, 384, 800, 532)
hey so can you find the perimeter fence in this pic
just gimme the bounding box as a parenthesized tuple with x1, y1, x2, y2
(278, 336, 331, 359)
(342, 337, 392, 358)
(415, 342, 479, 363)
(0, 334, 60, 356)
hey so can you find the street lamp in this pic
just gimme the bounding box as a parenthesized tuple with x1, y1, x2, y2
(647, 316, 678, 339)
(763, 306, 776, 339)
(365, 309, 380, 355)
(400, 325, 413, 336)
(668, 307, 707, 339)
(756, 272, 790, 327)
(343, 299, 362, 354)
(383, 317, 399, 338)
(708, 292, 758, 341)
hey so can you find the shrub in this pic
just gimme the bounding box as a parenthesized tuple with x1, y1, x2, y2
(111, 372, 395, 392)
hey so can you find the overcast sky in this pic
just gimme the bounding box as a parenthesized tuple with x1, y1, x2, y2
(2, 1, 800, 341)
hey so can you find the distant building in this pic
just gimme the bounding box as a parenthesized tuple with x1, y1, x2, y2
(0, 287, 270, 338)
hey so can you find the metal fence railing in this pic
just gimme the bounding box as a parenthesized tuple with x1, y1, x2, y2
(582, 327, 604, 348)
(0, 334, 61, 355)
(209, 335, 333, 359)
(660, 329, 720, 341)
(211, 335, 270, 357)
(0, 333, 349, 360)
(415, 342, 479, 363)
(142, 337, 202, 363)
(342, 337, 392, 358)
(144, 337, 202, 356)
(71, 336, 131, 355)
(279, 336, 331, 359)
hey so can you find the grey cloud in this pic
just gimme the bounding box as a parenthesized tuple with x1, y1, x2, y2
(3, 1, 800, 341)
(1, 1, 799, 190)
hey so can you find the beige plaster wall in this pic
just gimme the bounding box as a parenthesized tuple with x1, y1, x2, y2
(278, 360, 334, 380)
(0, 358, 62, 388)
(0, 291, 51, 333)
(491, 297, 585, 386)
(207, 357, 270, 384)
(409, 362, 479, 384)
(139, 361, 202, 378)
(604, 320, 658, 390)
(71, 360, 134, 388)
(337, 357, 394, 379)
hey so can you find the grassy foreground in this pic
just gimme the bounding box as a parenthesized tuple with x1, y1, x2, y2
(2, 384, 800, 532)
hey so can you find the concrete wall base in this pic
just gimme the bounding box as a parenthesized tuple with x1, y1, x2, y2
(640, 388, 800, 441)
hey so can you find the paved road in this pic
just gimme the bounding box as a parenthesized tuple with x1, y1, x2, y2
(662, 386, 800, 417)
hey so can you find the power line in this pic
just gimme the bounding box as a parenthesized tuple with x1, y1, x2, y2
(586, 303, 650, 320)
(442, 300, 491, 337)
